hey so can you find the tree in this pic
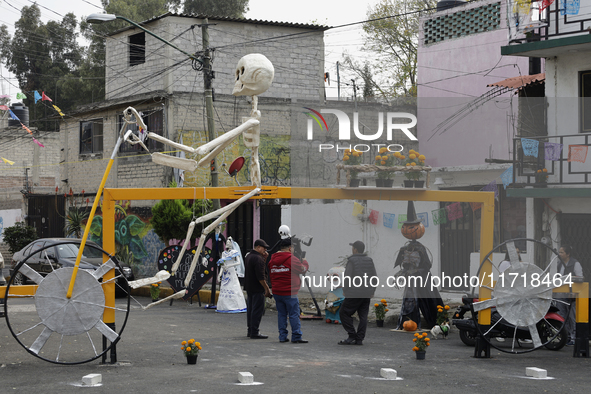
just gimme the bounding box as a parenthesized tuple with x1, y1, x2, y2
(0, 5, 83, 130)
(3, 222, 38, 254)
(361, 63, 375, 100)
(169, 0, 249, 17)
(347, 0, 436, 99)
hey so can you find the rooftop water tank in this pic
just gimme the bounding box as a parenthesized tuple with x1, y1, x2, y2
(437, 0, 466, 12)
(8, 102, 29, 127)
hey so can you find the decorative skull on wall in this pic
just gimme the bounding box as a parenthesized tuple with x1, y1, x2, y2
(232, 54, 275, 96)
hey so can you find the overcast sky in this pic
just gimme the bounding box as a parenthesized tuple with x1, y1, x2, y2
(0, 0, 379, 99)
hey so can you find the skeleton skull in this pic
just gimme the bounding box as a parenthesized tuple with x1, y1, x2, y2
(232, 54, 274, 96)
(278, 225, 291, 239)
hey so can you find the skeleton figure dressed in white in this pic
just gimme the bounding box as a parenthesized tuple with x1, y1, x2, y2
(215, 237, 247, 313)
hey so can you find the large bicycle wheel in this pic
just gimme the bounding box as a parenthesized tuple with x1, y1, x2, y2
(470, 238, 571, 354)
(4, 241, 130, 364)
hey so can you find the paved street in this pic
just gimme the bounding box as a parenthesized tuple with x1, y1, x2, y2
(1, 295, 591, 393)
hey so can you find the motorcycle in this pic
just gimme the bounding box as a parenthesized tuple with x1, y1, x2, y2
(452, 295, 568, 351)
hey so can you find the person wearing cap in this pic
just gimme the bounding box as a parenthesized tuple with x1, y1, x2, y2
(338, 240, 377, 345)
(268, 238, 310, 343)
(244, 239, 272, 339)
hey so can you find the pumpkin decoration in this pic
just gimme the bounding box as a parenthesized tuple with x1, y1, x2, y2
(401, 221, 425, 240)
(403, 319, 418, 331)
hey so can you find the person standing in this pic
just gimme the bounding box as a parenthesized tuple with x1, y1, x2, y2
(556, 245, 584, 346)
(268, 238, 309, 343)
(338, 240, 377, 345)
(244, 239, 271, 339)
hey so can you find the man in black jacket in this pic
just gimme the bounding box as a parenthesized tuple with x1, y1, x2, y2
(338, 240, 377, 345)
(244, 239, 272, 339)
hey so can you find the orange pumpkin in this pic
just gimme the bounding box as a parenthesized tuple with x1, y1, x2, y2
(401, 222, 425, 240)
(403, 319, 418, 331)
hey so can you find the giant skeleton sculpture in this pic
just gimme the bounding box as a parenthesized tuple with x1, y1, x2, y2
(129, 53, 275, 293)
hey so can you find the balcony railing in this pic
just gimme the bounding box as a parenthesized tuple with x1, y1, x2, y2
(511, 133, 591, 187)
(508, 0, 591, 44)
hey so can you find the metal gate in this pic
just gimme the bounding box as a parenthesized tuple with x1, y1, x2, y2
(26, 194, 65, 238)
(559, 213, 591, 280)
(226, 200, 254, 254)
(440, 202, 474, 290)
(259, 204, 282, 249)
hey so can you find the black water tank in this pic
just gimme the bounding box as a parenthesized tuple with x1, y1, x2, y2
(437, 0, 466, 11)
(8, 102, 29, 127)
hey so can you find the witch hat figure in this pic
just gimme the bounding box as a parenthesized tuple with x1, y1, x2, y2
(401, 201, 425, 240)
(395, 200, 443, 329)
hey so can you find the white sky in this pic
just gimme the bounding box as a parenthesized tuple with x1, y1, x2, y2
(0, 0, 380, 99)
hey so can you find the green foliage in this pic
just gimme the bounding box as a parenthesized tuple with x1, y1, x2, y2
(65, 208, 89, 238)
(151, 192, 212, 244)
(0, 5, 83, 130)
(170, 0, 249, 17)
(3, 222, 38, 254)
(346, 0, 436, 99)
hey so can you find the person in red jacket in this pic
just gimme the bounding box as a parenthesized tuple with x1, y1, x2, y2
(268, 238, 309, 343)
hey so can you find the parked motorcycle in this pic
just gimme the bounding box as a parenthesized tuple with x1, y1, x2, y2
(452, 295, 568, 351)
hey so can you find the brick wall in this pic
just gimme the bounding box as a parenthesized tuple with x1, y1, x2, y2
(105, 15, 325, 102)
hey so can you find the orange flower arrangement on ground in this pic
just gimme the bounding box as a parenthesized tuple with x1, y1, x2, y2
(181, 338, 202, 356)
(412, 332, 430, 352)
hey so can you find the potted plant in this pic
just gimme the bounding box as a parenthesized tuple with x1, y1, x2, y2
(412, 332, 430, 359)
(535, 168, 548, 187)
(181, 338, 202, 364)
(150, 282, 161, 302)
(374, 299, 388, 327)
(342, 148, 363, 187)
(402, 150, 426, 188)
(374, 148, 395, 187)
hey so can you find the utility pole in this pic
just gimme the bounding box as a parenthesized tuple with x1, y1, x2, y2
(201, 19, 220, 210)
(336, 61, 341, 100)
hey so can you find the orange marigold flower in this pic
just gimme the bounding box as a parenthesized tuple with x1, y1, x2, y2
(419, 155, 426, 160)
(374, 303, 380, 307)
(188, 339, 195, 344)
(444, 305, 450, 310)
(412, 346, 419, 351)
(375, 155, 382, 161)
(380, 160, 386, 165)
(413, 338, 417, 342)
(414, 333, 419, 337)
(181, 347, 185, 351)
(343, 156, 350, 161)
(410, 162, 416, 166)
(425, 338, 430, 342)
(181, 341, 187, 345)
(543, 168, 548, 172)
(409, 153, 416, 160)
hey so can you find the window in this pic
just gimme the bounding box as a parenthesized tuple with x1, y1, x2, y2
(580, 70, 591, 132)
(118, 109, 164, 154)
(80, 119, 103, 154)
(129, 32, 145, 66)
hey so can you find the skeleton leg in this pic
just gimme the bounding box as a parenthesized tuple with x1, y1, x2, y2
(128, 270, 171, 289)
(141, 290, 186, 310)
(182, 188, 260, 287)
(171, 221, 196, 275)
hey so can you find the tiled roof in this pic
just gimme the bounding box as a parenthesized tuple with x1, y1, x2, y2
(487, 73, 545, 90)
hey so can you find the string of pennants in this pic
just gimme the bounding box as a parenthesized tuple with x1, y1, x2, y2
(521, 138, 587, 163)
(351, 179, 500, 228)
(0, 91, 68, 165)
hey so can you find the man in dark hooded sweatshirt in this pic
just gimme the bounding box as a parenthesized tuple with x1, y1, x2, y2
(268, 238, 309, 343)
(338, 240, 377, 345)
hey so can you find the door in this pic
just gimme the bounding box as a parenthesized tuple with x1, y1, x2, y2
(439, 202, 473, 291)
(27, 195, 65, 238)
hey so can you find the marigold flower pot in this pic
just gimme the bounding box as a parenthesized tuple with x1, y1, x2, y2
(376, 320, 384, 327)
(415, 350, 426, 360)
(186, 355, 198, 364)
